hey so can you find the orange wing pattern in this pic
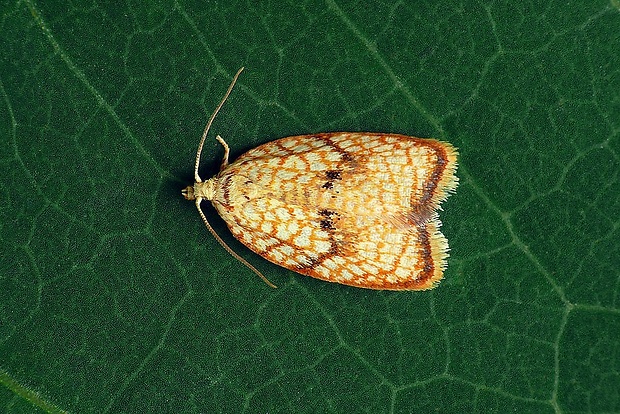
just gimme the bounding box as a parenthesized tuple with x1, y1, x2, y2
(203, 132, 458, 290)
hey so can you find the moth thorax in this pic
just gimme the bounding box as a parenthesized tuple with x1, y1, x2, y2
(193, 179, 217, 200)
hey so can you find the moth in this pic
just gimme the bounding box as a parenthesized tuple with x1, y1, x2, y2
(183, 68, 458, 290)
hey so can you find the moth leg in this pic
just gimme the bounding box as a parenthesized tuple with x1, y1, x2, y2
(216, 135, 230, 170)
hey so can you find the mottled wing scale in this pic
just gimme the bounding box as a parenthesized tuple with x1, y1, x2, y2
(208, 132, 458, 290)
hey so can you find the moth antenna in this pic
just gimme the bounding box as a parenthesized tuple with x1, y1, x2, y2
(191, 68, 276, 288)
(194, 67, 244, 183)
(195, 199, 277, 288)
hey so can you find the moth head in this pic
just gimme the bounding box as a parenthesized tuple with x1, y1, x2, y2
(182, 185, 196, 201)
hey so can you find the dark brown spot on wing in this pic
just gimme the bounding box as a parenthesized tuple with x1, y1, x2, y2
(326, 170, 342, 180)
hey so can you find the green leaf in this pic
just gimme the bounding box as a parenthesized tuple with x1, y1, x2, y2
(1, 0, 619, 413)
